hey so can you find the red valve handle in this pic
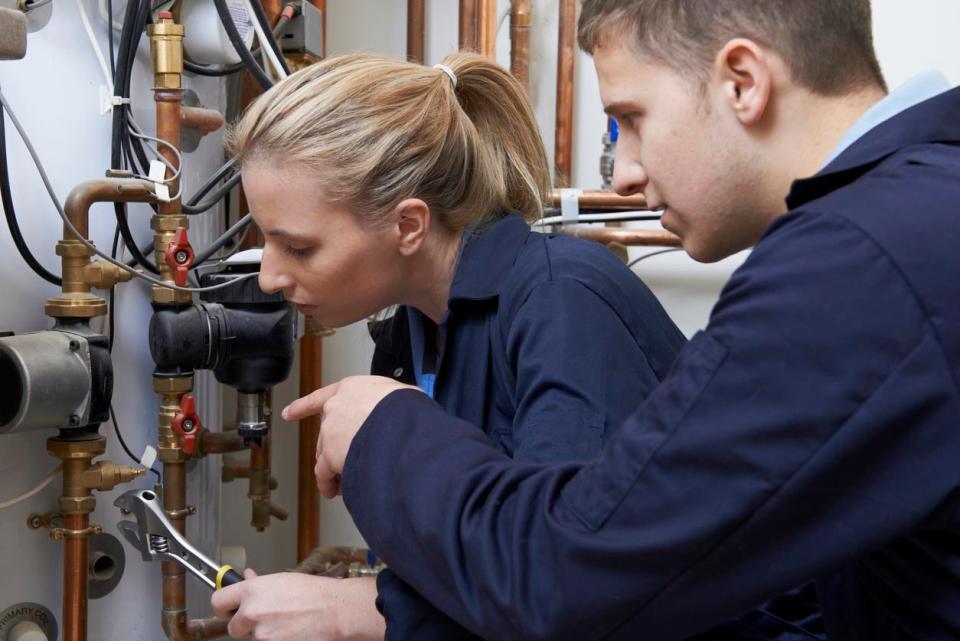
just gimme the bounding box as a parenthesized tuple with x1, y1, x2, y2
(164, 227, 195, 287)
(171, 393, 201, 456)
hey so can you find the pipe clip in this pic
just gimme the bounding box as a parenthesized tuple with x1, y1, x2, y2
(164, 226, 195, 287)
(50, 524, 103, 540)
(171, 393, 201, 455)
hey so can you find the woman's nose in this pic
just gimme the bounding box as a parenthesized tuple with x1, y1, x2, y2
(258, 245, 293, 295)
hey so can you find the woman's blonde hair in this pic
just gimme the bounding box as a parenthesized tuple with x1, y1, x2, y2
(227, 52, 551, 232)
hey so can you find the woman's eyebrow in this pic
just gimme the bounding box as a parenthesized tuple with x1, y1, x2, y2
(265, 229, 312, 244)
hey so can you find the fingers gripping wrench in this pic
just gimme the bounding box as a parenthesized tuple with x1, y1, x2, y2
(114, 488, 243, 590)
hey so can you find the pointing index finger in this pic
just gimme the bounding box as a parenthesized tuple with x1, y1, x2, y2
(282, 381, 340, 422)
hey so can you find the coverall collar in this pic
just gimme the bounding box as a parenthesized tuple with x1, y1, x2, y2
(787, 85, 960, 209)
(448, 213, 530, 303)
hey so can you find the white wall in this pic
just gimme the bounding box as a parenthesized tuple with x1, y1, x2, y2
(0, 1, 225, 638)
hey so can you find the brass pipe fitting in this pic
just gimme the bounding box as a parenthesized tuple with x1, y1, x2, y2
(45, 179, 157, 319)
(48, 436, 143, 641)
(147, 13, 184, 90)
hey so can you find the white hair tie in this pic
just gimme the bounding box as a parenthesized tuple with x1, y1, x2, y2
(433, 63, 458, 88)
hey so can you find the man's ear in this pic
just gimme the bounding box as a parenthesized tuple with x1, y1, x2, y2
(393, 198, 431, 256)
(713, 38, 772, 126)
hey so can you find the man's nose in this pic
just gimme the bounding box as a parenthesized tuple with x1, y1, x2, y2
(611, 141, 648, 197)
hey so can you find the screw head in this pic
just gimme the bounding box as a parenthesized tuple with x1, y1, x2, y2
(182, 419, 195, 432)
(68, 339, 81, 352)
(175, 250, 189, 264)
(68, 415, 81, 427)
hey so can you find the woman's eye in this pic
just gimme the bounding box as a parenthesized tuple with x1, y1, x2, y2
(283, 245, 313, 259)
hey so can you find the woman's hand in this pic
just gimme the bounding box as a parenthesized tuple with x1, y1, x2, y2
(211, 570, 385, 641)
(282, 376, 420, 498)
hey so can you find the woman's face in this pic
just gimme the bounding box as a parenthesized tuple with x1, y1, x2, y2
(243, 160, 405, 328)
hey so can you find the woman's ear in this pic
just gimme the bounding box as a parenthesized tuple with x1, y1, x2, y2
(393, 198, 431, 256)
(713, 37, 772, 127)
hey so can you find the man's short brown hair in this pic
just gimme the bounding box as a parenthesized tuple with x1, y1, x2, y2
(578, 0, 887, 95)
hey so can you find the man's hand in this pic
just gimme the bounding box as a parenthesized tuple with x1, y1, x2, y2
(211, 571, 385, 641)
(282, 376, 420, 498)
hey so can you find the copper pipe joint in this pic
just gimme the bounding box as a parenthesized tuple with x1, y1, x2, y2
(180, 106, 224, 137)
(559, 227, 682, 247)
(63, 178, 158, 240)
(548, 190, 649, 211)
(186, 617, 230, 641)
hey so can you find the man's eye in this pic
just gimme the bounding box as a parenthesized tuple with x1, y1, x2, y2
(283, 245, 313, 259)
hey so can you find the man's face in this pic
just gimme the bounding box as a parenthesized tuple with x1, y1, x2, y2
(594, 42, 773, 262)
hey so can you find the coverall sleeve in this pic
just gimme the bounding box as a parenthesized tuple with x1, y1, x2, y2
(342, 211, 959, 640)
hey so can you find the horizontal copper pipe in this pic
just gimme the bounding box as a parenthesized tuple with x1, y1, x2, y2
(548, 190, 648, 211)
(180, 106, 224, 137)
(197, 430, 248, 456)
(186, 617, 229, 641)
(559, 227, 682, 247)
(64, 178, 157, 239)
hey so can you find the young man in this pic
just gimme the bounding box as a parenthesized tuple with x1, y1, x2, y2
(284, 1, 960, 639)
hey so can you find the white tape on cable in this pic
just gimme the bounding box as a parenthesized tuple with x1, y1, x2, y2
(559, 188, 583, 222)
(140, 445, 158, 471)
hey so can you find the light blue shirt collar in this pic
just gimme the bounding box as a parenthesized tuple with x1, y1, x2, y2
(823, 71, 951, 168)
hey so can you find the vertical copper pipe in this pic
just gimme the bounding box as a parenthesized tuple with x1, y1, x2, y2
(155, 93, 182, 212)
(249, 401, 272, 531)
(459, 0, 477, 51)
(407, 0, 425, 64)
(555, 0, 577, 187)
(297, 321, 323, 561)
(62, 512, 88, 641)
(476, 0, 497, 58)
(161, 459, 188, 641)
(510, 0, 532, 91)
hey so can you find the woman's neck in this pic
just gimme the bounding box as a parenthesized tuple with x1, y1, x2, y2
(407, 230, 463, 324)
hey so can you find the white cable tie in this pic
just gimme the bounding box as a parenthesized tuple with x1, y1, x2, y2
(148, 160, 167, 183)
(559, 188, 583, 222)
(140, 445, 158, 471)
(99, 86, 132, 115)
(154, 183, 171, 202)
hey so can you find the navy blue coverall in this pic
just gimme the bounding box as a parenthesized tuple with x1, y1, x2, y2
(366, 213, 686, 640)
(343, 88, 960, 640)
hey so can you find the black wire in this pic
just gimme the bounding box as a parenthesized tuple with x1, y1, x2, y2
(247, 0, 291, 75)
(110, 405, 162, 483)
(107, 0, 116, 79)
(212, 0, 274, 91)
(193, 213, 254, 266)
(0, 101, 62, 286)
(183, 8, 294, 78)
(187, 157, 236, 205)
(627, 248, 683, 268)
(182, 172, 242, 215)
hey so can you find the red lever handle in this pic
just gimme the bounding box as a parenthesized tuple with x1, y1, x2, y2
(171, 393, 201, 455)
(164, 227, 195, 287)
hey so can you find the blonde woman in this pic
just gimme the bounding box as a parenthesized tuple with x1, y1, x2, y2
(211, 52, 685, 641)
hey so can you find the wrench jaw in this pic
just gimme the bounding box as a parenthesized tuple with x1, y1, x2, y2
(114, 488, 221, 590)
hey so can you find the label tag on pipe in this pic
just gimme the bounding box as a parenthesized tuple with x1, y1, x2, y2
(559, 188, 583, 222)
(140, 445, 157, 470)
(154, 184, 171, 202)
(148, 160, 167, 183)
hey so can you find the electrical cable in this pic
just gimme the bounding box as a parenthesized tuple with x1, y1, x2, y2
(627, 248, 684, 268)
(0, 466, 61, 509)
(0, 99, 61, 286)
(245, 0, 290, 77)
(76, 0, 114, 90)
(0, 87, 259, 294)
(212, 0, 274, 90)
(110, 405, 162, 483)
(192, 213, 253, 266)
(534, 211, 664, 226)
(186, 156, 237, 205)
(182, 171, 242, 215)
(107, 0, 116, 78)
(21, 0, 52, 11)
(184, 8, 294, 78)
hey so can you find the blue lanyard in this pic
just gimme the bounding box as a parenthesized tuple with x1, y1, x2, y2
(406, 307, 438, 399)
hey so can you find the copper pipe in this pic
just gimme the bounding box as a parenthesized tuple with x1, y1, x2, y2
(407, 0, 425, 64)
(555, 0, 577, 187)
(548, 190, 648, 211)
(186, 617, 229, 641)
(476, 0, 497, 58)
(180, 106, 224, 137)
(197, 429, 248, 456)
(250, 391, 275, 531)
(559, 227, 682, 247)
(63, 178, 157, 240)
(161, 459, 188, 641)
(223, 463, 279, 490)
(297, 321, 323, 561)
(459, 0, 477, 51)
(510, 0, 531, 91)
(155, 91, 182, 212)
(62, 512, 88, 641)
